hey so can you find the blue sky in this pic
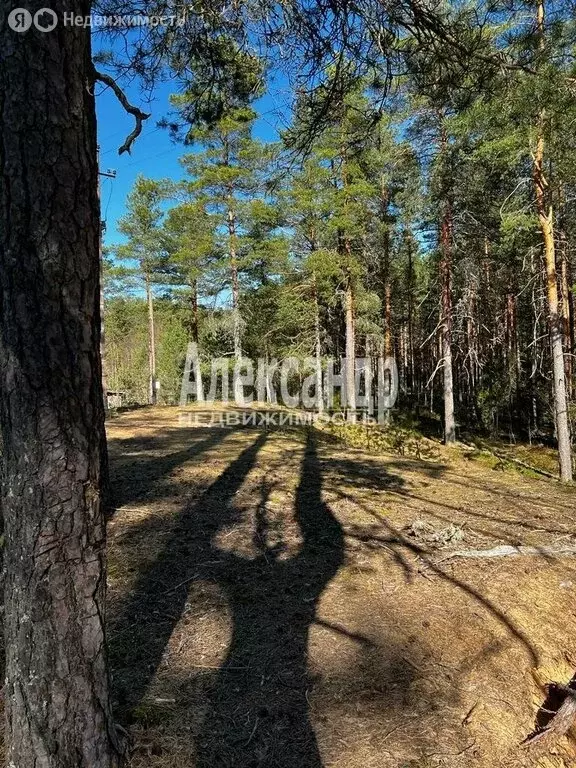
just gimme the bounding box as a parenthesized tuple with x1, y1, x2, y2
(96, 71, 290, 248)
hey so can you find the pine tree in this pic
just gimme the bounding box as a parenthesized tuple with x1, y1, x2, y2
(117, 176, 172, 404)
(178, 109, 282, 364)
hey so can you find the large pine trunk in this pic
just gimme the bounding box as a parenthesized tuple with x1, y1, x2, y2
(0, 4, 120, 765)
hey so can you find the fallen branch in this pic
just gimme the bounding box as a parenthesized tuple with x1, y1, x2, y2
(441, 544, 576, 561)
(466, 442, 559, 480)
(491, 451, 558, 479)
(93, 69, 150, 154)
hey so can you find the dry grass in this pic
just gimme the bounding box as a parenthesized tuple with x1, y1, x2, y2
(103, 406, 576, 767)
(4, 405, 575, 767)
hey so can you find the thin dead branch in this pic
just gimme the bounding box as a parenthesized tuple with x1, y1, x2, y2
(93, 69, 150, 154)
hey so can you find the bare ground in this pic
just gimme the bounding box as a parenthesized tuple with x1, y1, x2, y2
(105, 406, 576, 768)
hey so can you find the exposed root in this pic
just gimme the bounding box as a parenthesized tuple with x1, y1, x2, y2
(440, 544, 576, 561)
(523, 682, 576, 748)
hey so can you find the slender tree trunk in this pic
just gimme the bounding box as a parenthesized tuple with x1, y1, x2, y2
(533, 0, 572, 481)
(439, 118, 456, 444)
(440, 239, 455, 444)
(313, 278, 324, 413)
(97, 167, 111, 507)
(0, 3, 120, 765)
(227, 207, 242, 361)
(381, 186, 393, 359)
(146, 273, 157, 405)
(384, 282, 393, 359)
(100, 258, 107, 405)
(190, 277, 199, 344)
(344, 268, 356, 423)
(530, 249, 542, 437)
(466, 277, 479, 416)
(534, 167, 572, 478)
(406, 231, 415, 395)
(558, 221, 573, 397)
(338, 148, 357, 423)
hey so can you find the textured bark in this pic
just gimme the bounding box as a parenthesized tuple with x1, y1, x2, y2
(0, 2, 120, 765)
(533, 0, 572, 481)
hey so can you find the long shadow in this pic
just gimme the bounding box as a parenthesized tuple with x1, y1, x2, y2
(109, 430, 267, 708)
(110, 428, 346, 766)
(195, 429, 345, 767)
(108, 427, 229, 510)
(438, 470, 576, 512)
(320, 454, 574, 542)
(306, 454, 540, 664)
(332, 488, 540, 665)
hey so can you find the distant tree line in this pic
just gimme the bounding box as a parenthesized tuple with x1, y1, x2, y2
(109, 1, 576, 484)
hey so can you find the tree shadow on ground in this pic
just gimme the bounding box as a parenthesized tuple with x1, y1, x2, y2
(110, 427, 396, 766)
(107, 421, 548, 766)
(193, 430, 345, 767)
(108, 426, 230, 510)
(317, 454, 540, 665)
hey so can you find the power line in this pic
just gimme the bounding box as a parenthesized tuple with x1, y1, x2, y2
(99, 125, 163, 158)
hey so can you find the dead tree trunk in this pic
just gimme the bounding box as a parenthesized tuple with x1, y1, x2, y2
(0, 2, 120, 764)
(533, 0, 572, 481)
(439, 117, 456, 444)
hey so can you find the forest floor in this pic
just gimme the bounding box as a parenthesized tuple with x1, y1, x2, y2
(106, 406, 576, 768)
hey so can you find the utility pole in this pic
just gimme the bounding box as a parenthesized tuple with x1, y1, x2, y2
(97, 146, 116, 411)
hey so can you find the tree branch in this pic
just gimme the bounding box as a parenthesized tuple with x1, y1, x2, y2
(93, 70, 151, 155)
